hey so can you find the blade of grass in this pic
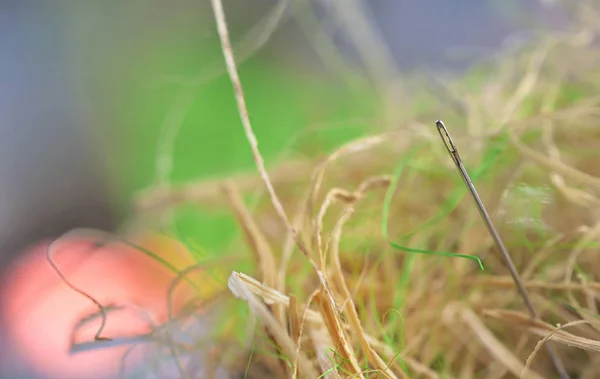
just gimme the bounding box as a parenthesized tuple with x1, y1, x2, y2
(381, 148, 484, 269)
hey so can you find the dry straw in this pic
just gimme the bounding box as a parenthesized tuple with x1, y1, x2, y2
(208, 0, 600, 377)
(43, 1, 600, 378)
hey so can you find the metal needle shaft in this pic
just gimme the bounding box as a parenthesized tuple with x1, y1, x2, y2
(435, 120, 570, 379)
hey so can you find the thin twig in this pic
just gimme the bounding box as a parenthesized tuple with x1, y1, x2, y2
(523, 320, 588, 378)
(209, 0, 304, 258)
(210, 0, 341, 322)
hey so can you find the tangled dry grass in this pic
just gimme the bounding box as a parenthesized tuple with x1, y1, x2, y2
(57, 2, 600, 378)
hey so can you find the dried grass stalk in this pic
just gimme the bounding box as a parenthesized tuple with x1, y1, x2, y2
(315, 289, 365, 377)
(443, 304, 545, 379)
(484, 309, 600, 353)
(228, 272, 319, 378)
(223, 182, 277, 289)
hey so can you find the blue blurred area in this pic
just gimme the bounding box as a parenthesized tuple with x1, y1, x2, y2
(374, 0, 566, 70)
(0, 2, 116, 268)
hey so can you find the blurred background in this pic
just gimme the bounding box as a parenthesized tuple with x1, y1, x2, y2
(0, 1, 574, 378)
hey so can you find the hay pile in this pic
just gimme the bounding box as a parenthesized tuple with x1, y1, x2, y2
(129, 2, 600, 378)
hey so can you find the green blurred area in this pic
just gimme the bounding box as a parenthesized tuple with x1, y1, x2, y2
(111, 40, 378, 256)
